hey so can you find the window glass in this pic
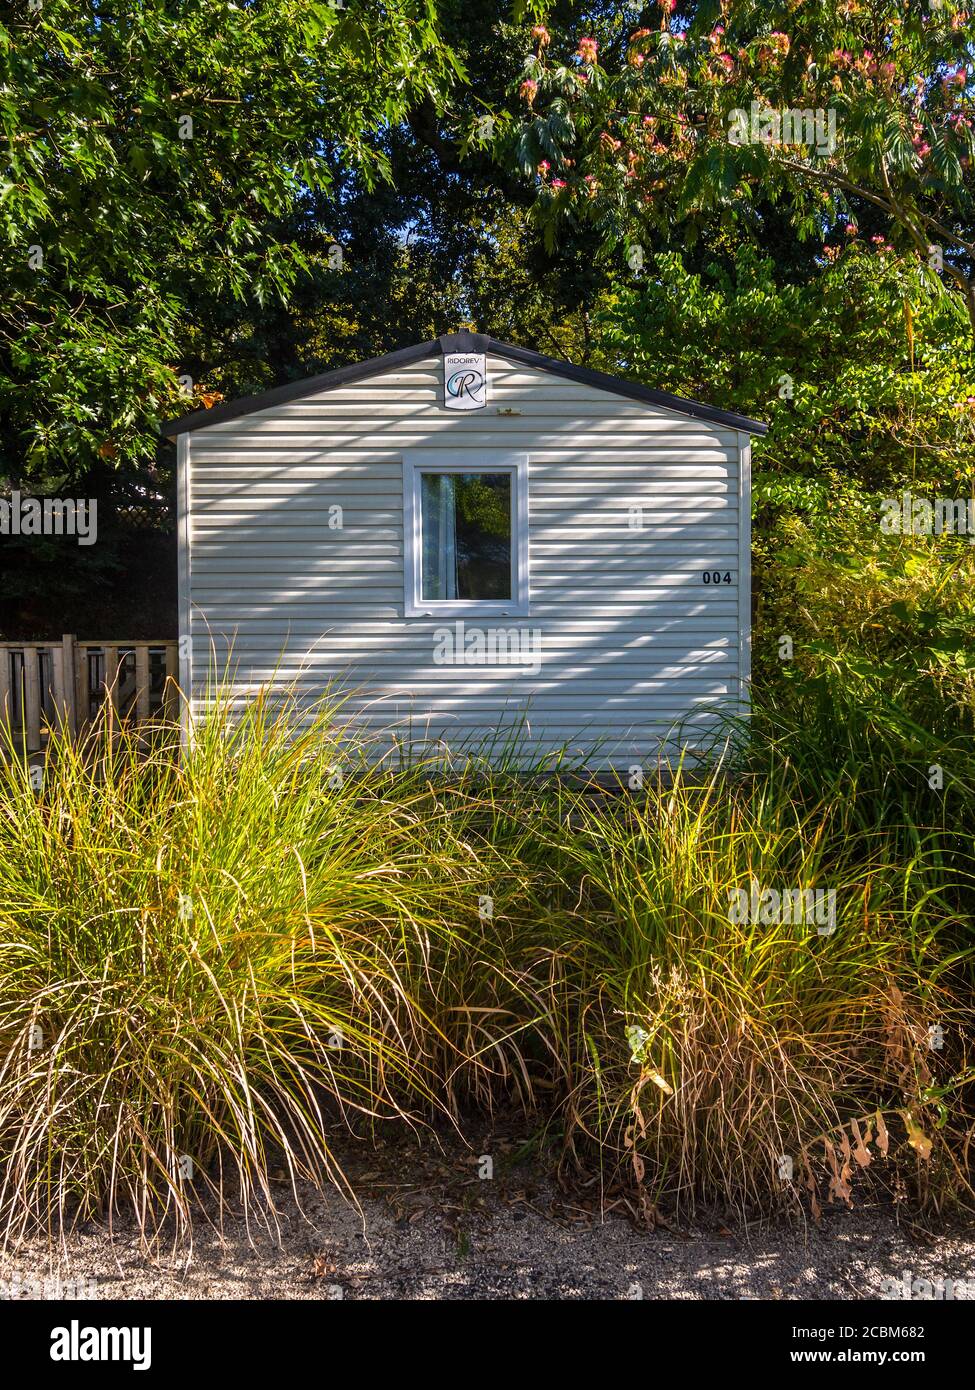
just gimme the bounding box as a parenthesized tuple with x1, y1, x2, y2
(419, 472, 512, 601)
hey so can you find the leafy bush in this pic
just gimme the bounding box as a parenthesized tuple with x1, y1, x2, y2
(604, 243, 975, 495)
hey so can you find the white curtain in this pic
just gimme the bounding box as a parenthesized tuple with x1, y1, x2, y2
(440, 475, 457, 598)
(425, 473, 457, 599)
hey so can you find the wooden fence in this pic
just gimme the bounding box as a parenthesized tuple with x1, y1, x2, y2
(0, 636, 180, 751)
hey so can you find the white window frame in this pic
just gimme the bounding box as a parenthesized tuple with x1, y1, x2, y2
(403, 450, 530, 618)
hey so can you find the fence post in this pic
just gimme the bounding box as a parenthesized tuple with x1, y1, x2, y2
(0, 647, 10, 730)
(24, 646, 41, 751)
(105, 644, 119, 735)
(75, 643, 89, 732)
(52, 644, 65, 735)
(164, 643, 179, 720)
(135, 645, 150, 721)
(59, 634, 78, 734)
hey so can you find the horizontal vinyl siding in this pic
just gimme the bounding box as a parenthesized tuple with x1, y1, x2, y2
(185, 356, 742, 770)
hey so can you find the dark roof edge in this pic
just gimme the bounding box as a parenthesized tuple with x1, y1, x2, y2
(486, 339, 769, 436)
(161, 330, 768, 438)
(160, 339, 442, 437)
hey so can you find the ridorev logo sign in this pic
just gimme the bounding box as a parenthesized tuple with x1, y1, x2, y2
(444, 352, 486, 410)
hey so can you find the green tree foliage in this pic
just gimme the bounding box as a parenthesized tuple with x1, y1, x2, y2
(504, 1, 975, 330)
(600, 238, 975, 720)
(0, 0, 461, 491)
(100, 3, 620, 439)
(604, 240, 975, 499)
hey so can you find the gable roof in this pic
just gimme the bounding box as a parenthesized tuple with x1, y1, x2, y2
(161, 330, 768, 437)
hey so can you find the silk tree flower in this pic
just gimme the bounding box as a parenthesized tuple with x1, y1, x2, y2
(577, 36, 598, 63)
(520, 78, 538, 105)
(531, 24, 551, 48)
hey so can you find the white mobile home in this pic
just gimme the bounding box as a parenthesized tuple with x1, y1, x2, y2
(163, 331, 766, 773)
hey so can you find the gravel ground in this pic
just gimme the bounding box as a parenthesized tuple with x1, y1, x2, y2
(2, 1133, 973, 1301)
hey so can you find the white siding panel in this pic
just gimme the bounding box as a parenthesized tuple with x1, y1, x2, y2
(185, 353, 745, 771)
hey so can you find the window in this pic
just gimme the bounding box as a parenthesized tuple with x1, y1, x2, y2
(404, 451, 529, 616)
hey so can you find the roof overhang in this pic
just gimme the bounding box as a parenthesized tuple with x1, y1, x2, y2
(161, 329, 768, 438)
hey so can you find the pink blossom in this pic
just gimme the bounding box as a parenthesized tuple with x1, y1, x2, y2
(577, 36, 598, 63)
(519, 78, 538, 104)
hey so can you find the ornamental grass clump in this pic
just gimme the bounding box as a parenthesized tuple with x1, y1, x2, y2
(0, 687, 531, 1245)
(522, 713, 975, 1219)
(1, 679, 972, 1245)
